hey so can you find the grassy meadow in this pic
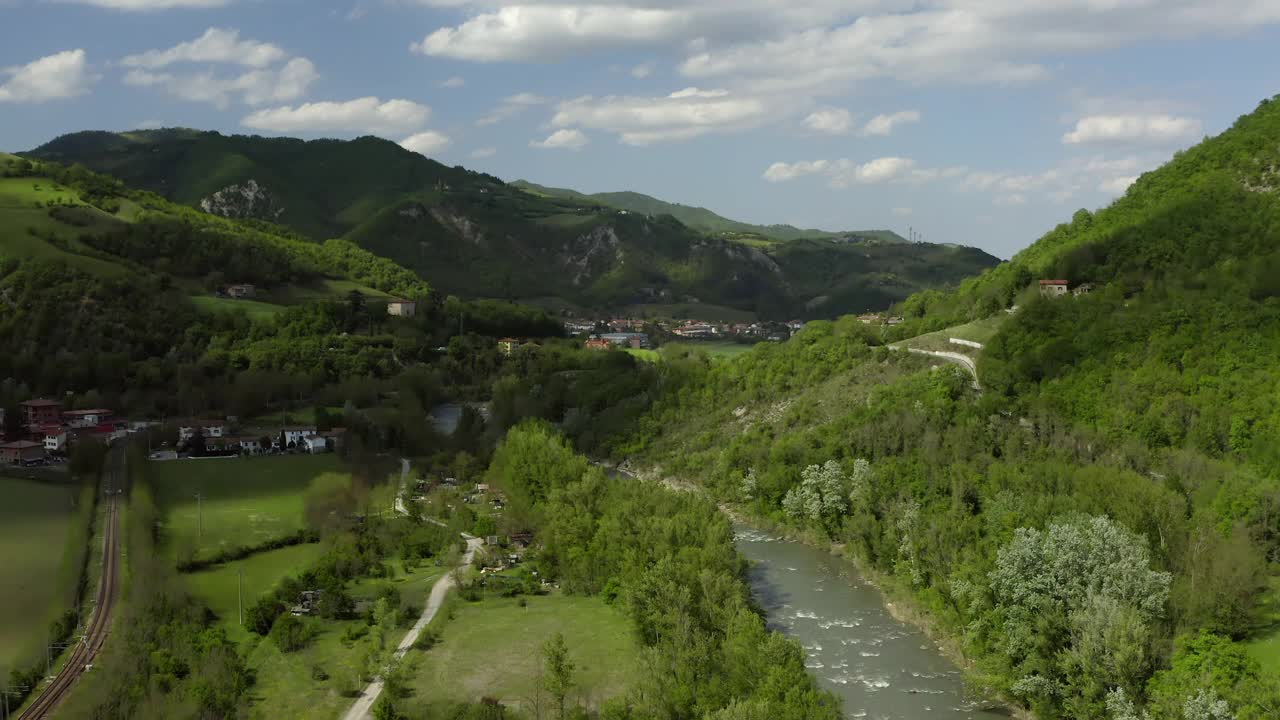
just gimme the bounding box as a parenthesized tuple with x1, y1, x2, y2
(403, 594, 636, 715)
(1247, 575, 1280, 673)
(184, 543, 327, 634)
(231, 561, 448, 719)
(153, 455, 342, 561)
(0, 478, 81, 680)
(891, 314, 1008, 355)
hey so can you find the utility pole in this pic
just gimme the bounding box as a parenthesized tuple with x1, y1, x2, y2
(195, 491, 204, 546)
(238, 566, 244, 626)
(46, 639, 72, 677)
(2, 686, 30, 720)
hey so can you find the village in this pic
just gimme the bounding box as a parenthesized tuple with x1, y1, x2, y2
(0, 398, 346, 468)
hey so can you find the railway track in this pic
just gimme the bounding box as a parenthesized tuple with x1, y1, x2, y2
(19, 448, 123, 720)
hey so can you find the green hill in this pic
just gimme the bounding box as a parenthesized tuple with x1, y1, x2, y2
(892, 93, 1280, 471)
(620, 93, 1280, 720)
(25, 130, 996, 319)
(511, 179, 905, 243)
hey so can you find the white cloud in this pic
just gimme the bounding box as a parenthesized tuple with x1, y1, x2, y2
(413, 5, 693, 62)
(400, 130, 451, 156)
(1098, 176, 1138, 194)
(56, 0, 228, 8)
(243, 97, 431, 134)
(832, 156, 916, 186)
(861, 110, 921, 136)
(631, 62, 655, 79)
(763, 159, 829, 182)
(470, 146, 497, 158)
(994, 193, 1028, 206)
(124, 58, 317, 109)
(892, 206, 913, 217)
(440, 76, 466, 88)
(531, 128, 589, 150)
(1062, 114, 1202, 145)
(121, 28, 286, 69)
(551, 89, 767, 145)
(0, 49, 96, 104)
(763, 156, 919, 186)
(804, 108, 853, 134)
(120, 29, 317, 109)
(476, 92, 548, 126)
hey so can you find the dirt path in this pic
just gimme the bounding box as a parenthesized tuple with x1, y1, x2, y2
(341, 535, 484, 720)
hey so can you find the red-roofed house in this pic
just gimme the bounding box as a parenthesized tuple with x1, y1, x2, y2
(1, 441, 45, 465)
(21, 399, 63, 426)
(1039, 280, 1070, 297)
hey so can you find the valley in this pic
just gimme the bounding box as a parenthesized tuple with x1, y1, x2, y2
(0, 46, 1277, 720)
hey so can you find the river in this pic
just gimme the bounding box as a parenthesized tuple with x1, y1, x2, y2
(734, 526, 1008, 720)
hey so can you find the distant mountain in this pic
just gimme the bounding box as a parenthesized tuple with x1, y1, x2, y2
(511, 179, 906, 244)
(25, 130, 998, 318)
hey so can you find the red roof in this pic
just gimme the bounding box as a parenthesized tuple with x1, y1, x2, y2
(21, 399, 62, 408)
(1, 441, 43, 450)
(64, 408, 112, 416)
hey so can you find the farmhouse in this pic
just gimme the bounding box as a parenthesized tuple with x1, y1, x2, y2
(601, 332, 650, 349)
(178, 419, 227, 442)
(1, 441, 45, 465)
(228, 436, 266, 455)
(226, 284, 257, 299)
(303, 435, 329, 454)
(585, 338, 613, 351)
(42, 427, 67, 453)
(1073, 283, 1096, 297)
(1039, 279, 1070, 297)
(281, 426, 317, 448)
(673, 323, 716, 338)
(63, 408, 113, 428)
(497, 337, 520, 356)
(21, 399, 63, 426)
(387, 299, 417, 317)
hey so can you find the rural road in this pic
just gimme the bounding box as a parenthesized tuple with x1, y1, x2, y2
(20, 446, 124, 720)
(341, 534, 484, 720)
(899, 347, 982, 390)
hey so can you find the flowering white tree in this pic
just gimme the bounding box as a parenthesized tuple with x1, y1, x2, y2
(991, 515, 1172, 710)
(740, 468, 758, 501)
(782, 460, 848, 525)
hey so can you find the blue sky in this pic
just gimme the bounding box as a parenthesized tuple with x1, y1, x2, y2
(2, 1, 1278, 258)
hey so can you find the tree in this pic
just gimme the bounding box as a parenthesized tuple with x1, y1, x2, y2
(781, 460, 848, 528)
(543, 632, 575, 720)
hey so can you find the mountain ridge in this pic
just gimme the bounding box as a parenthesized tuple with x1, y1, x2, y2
(24, 129, 999, 319)
(510, 179, 907, 244)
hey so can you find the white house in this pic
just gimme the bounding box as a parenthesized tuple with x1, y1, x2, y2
(303, 435, 329, 454)
(178, 420, 226, 442)
(231, 437, 265, 455)
(63, 409, 113, 428)
(387, 300, 417, 318)
(43, 429, 67, 453)
(281, 426, 318, 448)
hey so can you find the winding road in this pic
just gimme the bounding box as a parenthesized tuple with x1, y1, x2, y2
(899, 347, 982, 390)
(19, 447, 124, 720)
(341, 534, 484, 720)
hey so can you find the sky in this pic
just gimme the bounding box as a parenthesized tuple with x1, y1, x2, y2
(2, 1, 1279, 258)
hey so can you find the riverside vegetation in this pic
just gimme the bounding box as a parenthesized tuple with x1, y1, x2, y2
(616, 95, 1280, 720)
(2, 95, 1279, 720)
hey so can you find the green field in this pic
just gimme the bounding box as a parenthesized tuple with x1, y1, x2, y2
(185, 542, 327, 632)
(234, 561, 448, 719)
(189, 294, 288, 321)
(666, 340, 757, 359)
(892, 314, 1009, 355)
(0, 478, 80, 680)
(153, 455, 342, 561)
(1247, 575, 1280, 672)
(403, 594, 637, 715)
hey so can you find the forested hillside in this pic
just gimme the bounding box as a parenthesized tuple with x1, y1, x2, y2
(25, 131, 999, 318)
(616, 94, 1280, 720)
(0, 154, 563, 418)
(510, 179, 904, 243)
